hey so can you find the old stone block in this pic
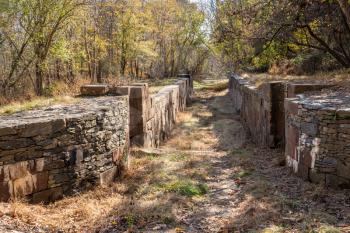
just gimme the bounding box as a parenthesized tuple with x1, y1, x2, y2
(20, 121, 53, 137)
(100, 167, 117, 185)
(337, 161, 350, 179)
(296, 163, 309, 180)
(13, 174, 34, 197)
(299, 148, 312, 167)
(109, 86, 130, 96)
(0, 165, 10, 182)
(81, 84, 109, 96)
(0, 127, 17, 137)
(75, 149, 84, 166)
(285, 124, 299, 160)
(315, 158, 337, 173)
(112, 147, 122, 162)
(8, 161, 29, 180)
(0, 138, 34, 150)
(32, 186, 63, 204)
(34, 158, 46, 172)
(50, 172, 71, 185)
(32, 172, 48, 192)
(51, 119, 66, 134)
(0, 181, 13, 201)
(285, 100, 299, 115)
(301, 122, 318, 136)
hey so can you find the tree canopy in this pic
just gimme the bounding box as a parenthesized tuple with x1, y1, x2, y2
(212, 0, 350, 73)
(0, 0, 206, 98)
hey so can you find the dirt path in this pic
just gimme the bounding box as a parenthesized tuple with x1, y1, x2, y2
(0, 86, 349, 233)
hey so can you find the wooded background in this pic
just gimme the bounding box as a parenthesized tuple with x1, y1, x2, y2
(212, 0, 350, 74)
(0, 0, 206, 100)
(1, 0, 350, 103)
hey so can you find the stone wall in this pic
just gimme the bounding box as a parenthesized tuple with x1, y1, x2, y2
(228, 75, 332, 148)
(82, 75, 193, 148)
(228, 75, 285, 147)
(229, 74, 350, 188)
(0, 97, 129, 203)
(105, 77, 192, 148)
(285, 94, 350, 188)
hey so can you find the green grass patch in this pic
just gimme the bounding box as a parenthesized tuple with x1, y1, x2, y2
(281, 198, 302, 211)
(194, 80, 228, 92)
(261, 226, 284, 233)
(311, 225, 341, 233)
(234, 170, 253, 178)
(229, 148, 247, 157)
(168, 153, 188, 162)
(160, 180, 208, 197)
(149, 78, 177, 87)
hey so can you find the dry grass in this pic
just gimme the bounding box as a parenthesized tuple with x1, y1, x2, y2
(147, 78, 177, 94)
(0, 96, 79, 115)
(240, 69, 350, 88)
(194, 80, 229, 92)
(0, 185, 125, 232)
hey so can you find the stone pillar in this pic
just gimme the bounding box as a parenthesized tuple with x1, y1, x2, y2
(177, 73, 193, 97)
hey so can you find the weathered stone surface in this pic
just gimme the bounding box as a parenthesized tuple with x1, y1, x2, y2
(285, 91, 350, 188)
(81, 84, 109, 96)
(0, 181, 13, 201)
(0, 96, 129, 202)
(0, 138, 34, 150)
(0, 127, 17, 137)
(8, 161, 29, 180)
(100, 167, 117, 185)
(230, 74, 350, 188)
(32, 186, 63, 204)
(32, 172, 48, 192)
(126, 76, 193, 148)
(229, 75, 284, 147)
(13, 175, 34, 197)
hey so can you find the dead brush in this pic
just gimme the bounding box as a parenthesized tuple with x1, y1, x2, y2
(0, 185, 126, 232)
(199, 81, 228, 92)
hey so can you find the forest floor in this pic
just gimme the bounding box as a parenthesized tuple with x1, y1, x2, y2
(0, 83, 350, 232)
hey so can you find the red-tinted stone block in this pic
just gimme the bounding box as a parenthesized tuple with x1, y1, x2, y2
(81, 84, 109, 96)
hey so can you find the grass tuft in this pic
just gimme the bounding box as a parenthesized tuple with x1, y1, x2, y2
(160, 181, 208, 197)
(235, 170, 253, 178)
(313, 225, 342, 233)
(194, 80, 228, 92)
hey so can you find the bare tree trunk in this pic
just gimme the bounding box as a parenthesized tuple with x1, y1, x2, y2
(35, 62, 44, 96)
(338, 0, 350, 28)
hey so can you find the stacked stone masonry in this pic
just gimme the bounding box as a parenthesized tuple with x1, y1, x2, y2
(229, 74, 350, 188)
(228, 75, 285, 148)
(0, 74, 192, 203)
(0, 97, 129, 203)
(285, 93, 350, 188)
(107, 74, 193, 148)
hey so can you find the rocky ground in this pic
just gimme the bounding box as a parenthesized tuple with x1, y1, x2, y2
(0, 85, 350, 232)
